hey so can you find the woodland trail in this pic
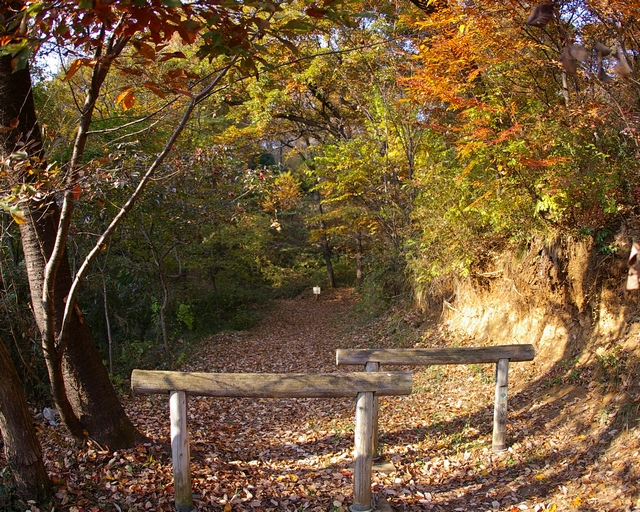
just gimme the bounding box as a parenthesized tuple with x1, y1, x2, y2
(128, 288, 373, 511)
(125, 288, 640, 512)
(189, 287, 359, 374)
(28, 289, 640, 512)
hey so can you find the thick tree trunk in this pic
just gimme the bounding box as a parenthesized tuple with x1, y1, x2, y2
(0, 337, 51, 501)
(20, 200, 86, 440)
(19, 201, 146, 449)
(0, 54, 145, 450)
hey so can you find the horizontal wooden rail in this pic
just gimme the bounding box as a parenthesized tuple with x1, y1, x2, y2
(131, 370, 412, 398)
(131, 370, 412, 512)
(336, 344, 535, 366)
(336, 344, 535, 454)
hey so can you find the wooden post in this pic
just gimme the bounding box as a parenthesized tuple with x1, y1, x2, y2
(364, 362, 380, 460)
(351, 391, 374, 512)
(170, 390, 193, 511)
(492, 358, 509, 452)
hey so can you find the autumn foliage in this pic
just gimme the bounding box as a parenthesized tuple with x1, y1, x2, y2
(1, 0, 640, 508)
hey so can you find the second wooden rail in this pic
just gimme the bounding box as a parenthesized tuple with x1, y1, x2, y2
(336, 344, 535, 453)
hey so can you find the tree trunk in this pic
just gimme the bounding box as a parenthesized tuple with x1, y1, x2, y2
(0, 54, 145, 450)
(0, 337, 51, 501)
(102, 269, 114, 374)
(320, 235, 336, 288)
(19, 197, 146, 449)
(158, 270, 170, 355)
(355, 233, 363, 286)
(315, 191, 336, 288)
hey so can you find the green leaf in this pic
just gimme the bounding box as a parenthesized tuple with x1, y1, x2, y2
(281, 20, 312, 32)
(161, 0, 182, 5)
(9, 205, 26, 224)
(203, 31, 223, 47)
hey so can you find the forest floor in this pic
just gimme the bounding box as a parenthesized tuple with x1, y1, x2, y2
(21, 288, 640, 511)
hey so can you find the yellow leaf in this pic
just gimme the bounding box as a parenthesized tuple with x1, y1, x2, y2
(534, 474, 545, 480)
(10, 208, 26, 224)
(223, 504, 232, 512)
(548, 504, 557, 512)
(572, 497, 582, 506)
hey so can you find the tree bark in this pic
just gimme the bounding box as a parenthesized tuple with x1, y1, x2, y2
(0, 337, 51, 501)
(0, 55, 145, 450)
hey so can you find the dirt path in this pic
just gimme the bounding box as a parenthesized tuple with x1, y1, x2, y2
(129, 289, 372, 512)
(127, 289, 640, 512)
(188, 288, 358, 374)
(30, 289, 640, 512)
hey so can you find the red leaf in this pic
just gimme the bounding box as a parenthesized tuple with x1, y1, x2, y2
(133, 41, 156, 60)
(143, 81, 167, 99)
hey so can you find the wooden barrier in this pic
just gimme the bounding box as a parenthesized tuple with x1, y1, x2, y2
(336, 344, 535, 453)
(132, 370, 412, 512)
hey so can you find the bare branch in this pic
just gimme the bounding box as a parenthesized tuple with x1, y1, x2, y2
(57, 56, 239, 347)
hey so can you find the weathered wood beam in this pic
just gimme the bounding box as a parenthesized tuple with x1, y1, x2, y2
(352, 390, 374, 512)
(170, 390, 193, 512)
(336, 345, 535, 454)
(336, 344, 535, 366)
(365, 362, 380, 460)
(131, 370, 412, 398)
(132, 370, 413, 512)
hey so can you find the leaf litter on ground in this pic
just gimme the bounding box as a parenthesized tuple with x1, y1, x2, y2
(6, 288, 640, 511)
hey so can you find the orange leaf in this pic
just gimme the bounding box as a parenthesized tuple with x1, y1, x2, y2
(116, 88, 136, 111)
(63, 58, 91, 82)
(71, 184, 82, 200)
